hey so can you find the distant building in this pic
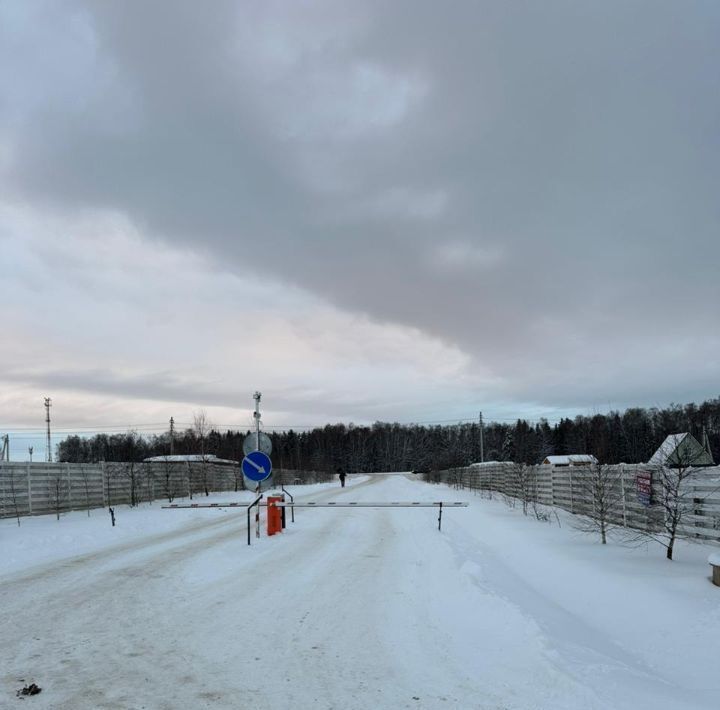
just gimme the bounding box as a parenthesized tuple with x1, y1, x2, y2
(542, 454, 598, 466)
(648, 433, 714, 468)
(143, 454, 238, 466)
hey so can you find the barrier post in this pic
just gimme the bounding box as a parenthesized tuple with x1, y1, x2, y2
(438, 502, 443, 531)
(267, 496, 283, 536)
(247, 494, 263, 546)
(282, 485, 294, 524)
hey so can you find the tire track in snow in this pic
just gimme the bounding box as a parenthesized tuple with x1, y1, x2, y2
(0, 477, 385, 709)
(444, 516, 716, 710)
(0, 476, 377, 593)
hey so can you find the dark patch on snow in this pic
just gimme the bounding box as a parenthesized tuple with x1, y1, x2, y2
(16, 683, 42, 698)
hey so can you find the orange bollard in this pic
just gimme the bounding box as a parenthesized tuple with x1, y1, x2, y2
(267, 496, 283, 536)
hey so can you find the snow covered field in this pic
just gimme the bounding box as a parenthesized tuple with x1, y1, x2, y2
(1, 475, 718, 709)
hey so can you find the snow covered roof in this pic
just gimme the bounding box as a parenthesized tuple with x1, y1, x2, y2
(648, 434, 688, 466)
(648, 433, 714, 467)
(143, 454, 238, 465)
(543, 455, 598, 465)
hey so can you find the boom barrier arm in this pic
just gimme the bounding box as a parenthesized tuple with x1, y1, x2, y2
(271, 501, 467, 508)
(163, 500, 468, 535)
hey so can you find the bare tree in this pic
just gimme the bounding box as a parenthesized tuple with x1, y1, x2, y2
(123, 461, 142, 507)
(7, 469, 22, 526)
(48, 467, 66, 521)
(161, 457, 178, 503)
(508, 463, 536, 515)
(655, 456, 705, 561)
(573, 463, 623, 544)
(448, 467, 464, 490)
(643, 435, 716, 560)
(193, 410, 213, 496)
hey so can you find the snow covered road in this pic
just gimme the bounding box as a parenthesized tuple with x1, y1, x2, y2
(2, 475, 718, 709)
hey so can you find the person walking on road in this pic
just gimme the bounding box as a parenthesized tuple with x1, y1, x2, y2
(337, 468, 347, 488)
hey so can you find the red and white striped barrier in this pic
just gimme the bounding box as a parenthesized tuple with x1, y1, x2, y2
(162, 501, 467, 509)
(163, 502, 247, 509)
(162, 500, 468, 533)
(272, 501, 467, 507)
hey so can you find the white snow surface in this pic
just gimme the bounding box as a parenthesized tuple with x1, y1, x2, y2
(2, 475, 719, 709)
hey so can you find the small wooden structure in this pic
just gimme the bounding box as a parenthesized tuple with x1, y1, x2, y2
(710, 554, 720, 587)
(648, 433, 715, 468)
(541, 454, 598, 467)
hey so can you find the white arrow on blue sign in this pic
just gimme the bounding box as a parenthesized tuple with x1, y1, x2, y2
(242, 450, 272, 482)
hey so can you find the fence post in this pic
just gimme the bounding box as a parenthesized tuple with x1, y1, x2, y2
(66, 463, 71, 511)
(27, 462, 33, 515)
(568, 468, 574, 513)
(101, 462, 107, 507)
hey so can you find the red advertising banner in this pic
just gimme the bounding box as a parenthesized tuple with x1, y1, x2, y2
(636, 469, 652, 507)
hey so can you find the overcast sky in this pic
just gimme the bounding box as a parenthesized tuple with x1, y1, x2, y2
(1, 1, 719, 452)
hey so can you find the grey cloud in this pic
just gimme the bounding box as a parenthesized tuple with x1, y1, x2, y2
(2, 0, 719, 411)
(5, 367, 455, 425)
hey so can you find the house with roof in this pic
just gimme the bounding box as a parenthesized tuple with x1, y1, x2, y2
(648, 432, 715, 468)
(541, 454, 598, 466)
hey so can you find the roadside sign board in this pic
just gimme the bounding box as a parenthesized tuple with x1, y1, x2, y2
(636, 469, 652, 506)
(243, 432, 272, 456)
(242, 450, 272, 482)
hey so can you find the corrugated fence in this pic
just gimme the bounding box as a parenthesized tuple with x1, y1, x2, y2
(429, 462, 720, 545)
(0, 461, 331, 519)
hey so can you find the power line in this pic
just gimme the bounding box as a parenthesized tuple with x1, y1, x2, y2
(1, 413, 580, 442)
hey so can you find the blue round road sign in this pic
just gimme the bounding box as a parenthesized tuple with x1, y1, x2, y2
(242, 450, 272, 482)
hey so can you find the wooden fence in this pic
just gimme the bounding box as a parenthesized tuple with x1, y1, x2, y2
(0, 462, 332, 519)
(431, 462, 720, 545)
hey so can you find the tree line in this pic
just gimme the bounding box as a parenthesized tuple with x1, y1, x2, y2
(57, 397, 720, 471)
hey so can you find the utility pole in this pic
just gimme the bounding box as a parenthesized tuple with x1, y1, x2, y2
(253, 392, 262, 451)
(169, 416, 175, 455)
(252, 391, 262, 537)
(28, 446, 33, 463)
(1, 434, 9, 462)
(479, 411, 484, 463)
(44, 397, 52, 462)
